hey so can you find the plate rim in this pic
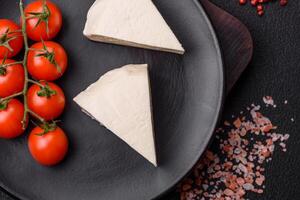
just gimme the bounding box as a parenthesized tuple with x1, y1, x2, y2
(0, 0, 225, 199)
(152, 0, 225, 199)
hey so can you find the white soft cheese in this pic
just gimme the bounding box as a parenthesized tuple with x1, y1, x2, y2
(83, 0, 185, 54)
(74, 64, 157, 166)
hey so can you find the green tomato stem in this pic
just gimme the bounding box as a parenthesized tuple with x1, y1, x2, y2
(28, 109, 45, 123)
(19, 0, 47, 129)
(0, 61, 23, 68)
(28, 79, 45, 88)
(0, 92, 23, 102)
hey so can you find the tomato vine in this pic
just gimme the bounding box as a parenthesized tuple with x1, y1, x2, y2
(0, 0, 51, 128)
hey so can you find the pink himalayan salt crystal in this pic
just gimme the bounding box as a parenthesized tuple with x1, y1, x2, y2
(255, 176, 265, 186)
(263, 96, 274, 106)
(180, 99, 290, 200)
(224, 189, 234, 196)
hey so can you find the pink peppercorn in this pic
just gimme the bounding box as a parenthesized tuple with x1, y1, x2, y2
(251, 0, 258, 6)
(258, 10, 264, 16)
(238, 0, 287, 16)
(239, 0, 247, 5)
(280, 0, 288, 6)
(257, 4, 263, 11)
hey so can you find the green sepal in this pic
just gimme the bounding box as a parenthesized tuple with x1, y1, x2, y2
(35, 39, 62, 73)
(0, 28, 17, 52)
(35, 121, 57, 136)
(27, 2, 51, 36)
(37, 83, 57, 98)
(0, 67, 6, 76)
(0, 100, 9, 110)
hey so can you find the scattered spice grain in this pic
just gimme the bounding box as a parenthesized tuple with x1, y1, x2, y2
(238, 0, 288, 16)
(180, 97, 290, 200)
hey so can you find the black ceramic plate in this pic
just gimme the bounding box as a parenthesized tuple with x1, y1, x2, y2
(0, 0, 224, 199)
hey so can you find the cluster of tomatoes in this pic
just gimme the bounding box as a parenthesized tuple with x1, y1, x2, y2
(0, 0, 68, 166)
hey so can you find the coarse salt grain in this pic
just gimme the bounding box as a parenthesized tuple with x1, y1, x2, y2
(243, 183, 254, 191)
(263, 96, 274, 106)
(224, 189, 234, 196)
(180, 97, 291, 200)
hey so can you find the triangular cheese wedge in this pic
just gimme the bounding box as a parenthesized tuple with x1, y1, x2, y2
(83, 0, 185, 54)
(74, 64, 157, 166)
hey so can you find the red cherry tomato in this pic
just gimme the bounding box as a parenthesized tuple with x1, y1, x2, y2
(0, 19, 24, 59)
(28, 126, 68, 166)
(27, 82, 65, 121)
(0, 59, 24, 98)
(0, 99, 27, 139)
(24, 0, 62, 41)
(27, 41, 67, 81)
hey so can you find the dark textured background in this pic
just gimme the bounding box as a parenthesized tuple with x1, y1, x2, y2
(160, 0, 300, 200)
(1, 0, 300, 200)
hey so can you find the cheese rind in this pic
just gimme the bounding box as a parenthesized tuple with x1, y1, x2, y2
(73, 64, 157, 166)
(84, 0, 185, 54)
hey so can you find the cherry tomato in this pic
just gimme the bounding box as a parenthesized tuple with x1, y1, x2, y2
(24, 0, 62, 41)
(0, 59, 24, 98)
(27, 41, 67, 81)
(0, 19, 23, 59)
(0, 99, 27, 139)
(27, 82, 65, 121)
(28, 125, 68, 166)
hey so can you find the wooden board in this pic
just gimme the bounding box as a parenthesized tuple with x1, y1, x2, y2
(201, 0, 253, 95)
(159, 2, 253, 199)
